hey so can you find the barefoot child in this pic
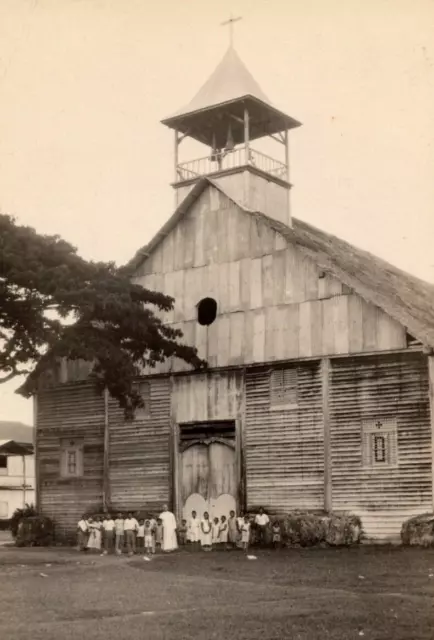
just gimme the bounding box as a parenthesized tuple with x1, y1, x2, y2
(200, 512, 212, 551)
(102, 514, 115, 555)
(144, 519, 154, 555)
(155, 518, 164, 551)
(177, 519, 187, 546)
(219, 515, 229, 549)
(187, 510, 201, 546)
(272, 521, 281, 549)
(114, 513, 125, 555)
(240, 515, 251, 554)
(212, 517, 220, 547)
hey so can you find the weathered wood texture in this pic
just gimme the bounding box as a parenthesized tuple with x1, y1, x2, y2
(171, 370, 244, 423)
(429, 355, 434, 510)
(37, 383, 104, 535)
(134, 186, 406, 374)
(108, 377, 171, 512)
(244, 362, 324, 511)
(330, 352, 432, 541)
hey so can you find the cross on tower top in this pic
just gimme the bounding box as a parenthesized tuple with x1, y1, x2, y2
(220, 14, 242, 47)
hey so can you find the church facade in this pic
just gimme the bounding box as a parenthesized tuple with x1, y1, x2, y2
(35, 47, 434, 542)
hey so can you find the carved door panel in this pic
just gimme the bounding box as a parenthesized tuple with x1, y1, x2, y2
(180, 430, 237, 523)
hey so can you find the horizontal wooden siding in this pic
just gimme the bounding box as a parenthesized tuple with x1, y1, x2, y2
(244, 362, 323, 511)
(330, 352, 432, 540)
(37, 383, 104, 536)
(108, 377, 171, 512)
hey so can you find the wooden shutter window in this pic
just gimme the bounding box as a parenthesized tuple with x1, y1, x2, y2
(270, 367, 298, 410)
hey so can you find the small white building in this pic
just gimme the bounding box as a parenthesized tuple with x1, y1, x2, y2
(0, 422, 35, 520)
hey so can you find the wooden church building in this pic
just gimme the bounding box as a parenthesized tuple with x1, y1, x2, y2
(35, 46, 434, 542)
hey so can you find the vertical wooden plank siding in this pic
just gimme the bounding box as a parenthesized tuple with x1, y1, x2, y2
(322, 358, 332, 511)
(428, 355, 434, 511)
(37, 383, 105, 536)
(108, 377, 171, 512)
(330, 352, 432, 540)
(244, 363, 323, 511)
(132, 188, 407, 372)
(171, 371, 243, 424)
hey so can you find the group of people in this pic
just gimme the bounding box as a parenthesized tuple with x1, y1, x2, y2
(77, 504, 178, 556)
(77, 505, 281, 556)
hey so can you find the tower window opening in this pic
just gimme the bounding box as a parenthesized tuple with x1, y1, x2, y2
(197, 298, 217, 326)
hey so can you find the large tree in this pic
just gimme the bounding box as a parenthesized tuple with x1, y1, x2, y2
(0, 214, 203, 415)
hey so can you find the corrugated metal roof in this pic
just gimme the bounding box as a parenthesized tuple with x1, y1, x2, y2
(164, 46, 274, 120)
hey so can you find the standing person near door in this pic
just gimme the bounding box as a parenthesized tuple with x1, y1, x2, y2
(77, 515, 89, 552)
(228, 510, 239, 549)
(159, 504, 178, 552)
(187, 510, 201, 546)
(254, 507, 270, 546)
(114, 513, 125, 555)
(200, 511, 212, 551)
(124, 512, 139, 556)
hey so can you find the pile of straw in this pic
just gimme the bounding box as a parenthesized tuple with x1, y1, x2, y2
(276, 511, 363, 547)
(401, 513, 434, 547)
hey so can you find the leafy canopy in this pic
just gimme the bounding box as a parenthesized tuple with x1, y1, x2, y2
(0, 214, 203, 413)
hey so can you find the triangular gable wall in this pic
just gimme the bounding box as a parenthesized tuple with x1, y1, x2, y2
(132, 184, 407, 374)
(127, 176, 434, 349)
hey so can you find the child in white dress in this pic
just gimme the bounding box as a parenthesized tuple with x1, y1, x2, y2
(187, 510, 201, 545)
(240, 515, 251, 553)
(200, 512, 212, 551)
(87, 516, 102, 552)
(219, 515, 229, 548)
(114, 513, 124, 555)
(212, 517, 220, 547)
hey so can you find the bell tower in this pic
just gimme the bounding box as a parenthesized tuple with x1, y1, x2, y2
(161, 42, 301, 227)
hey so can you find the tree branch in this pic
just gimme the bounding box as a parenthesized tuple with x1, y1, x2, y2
(0, 366, 31, 384)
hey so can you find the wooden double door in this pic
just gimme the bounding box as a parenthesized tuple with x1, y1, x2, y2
(179, 421, 238, 522)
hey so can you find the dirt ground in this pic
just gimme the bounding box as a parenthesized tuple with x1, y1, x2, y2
(1, 544, 434, 640)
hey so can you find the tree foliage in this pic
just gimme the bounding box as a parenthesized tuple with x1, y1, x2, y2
(0, 214, 204, 413)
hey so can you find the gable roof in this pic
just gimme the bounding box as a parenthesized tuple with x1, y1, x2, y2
(0, 440, 33, 456)
(126, 178, 434, 349)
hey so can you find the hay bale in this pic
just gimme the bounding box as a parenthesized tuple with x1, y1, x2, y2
(401, 513, 434, 547)
(323, 513, 363, 546)
(279, 511, 362, 547)
(284, 511, 326, 547)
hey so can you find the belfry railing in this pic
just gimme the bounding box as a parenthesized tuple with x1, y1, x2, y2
(176, 148, 287, 183)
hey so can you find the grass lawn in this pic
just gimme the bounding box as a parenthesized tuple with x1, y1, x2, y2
(1, 545, 433, 639)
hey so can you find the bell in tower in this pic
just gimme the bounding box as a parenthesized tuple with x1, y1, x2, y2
(161, 42, 301, 226)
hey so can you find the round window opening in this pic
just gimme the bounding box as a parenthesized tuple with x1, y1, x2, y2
(197, 297, 217, 326)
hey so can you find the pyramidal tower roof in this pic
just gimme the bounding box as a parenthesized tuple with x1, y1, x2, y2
(162, 46, 301, 146)
(168, 46, 272, 119)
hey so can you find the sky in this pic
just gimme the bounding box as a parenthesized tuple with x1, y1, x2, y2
(0, 0, 433, 425)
